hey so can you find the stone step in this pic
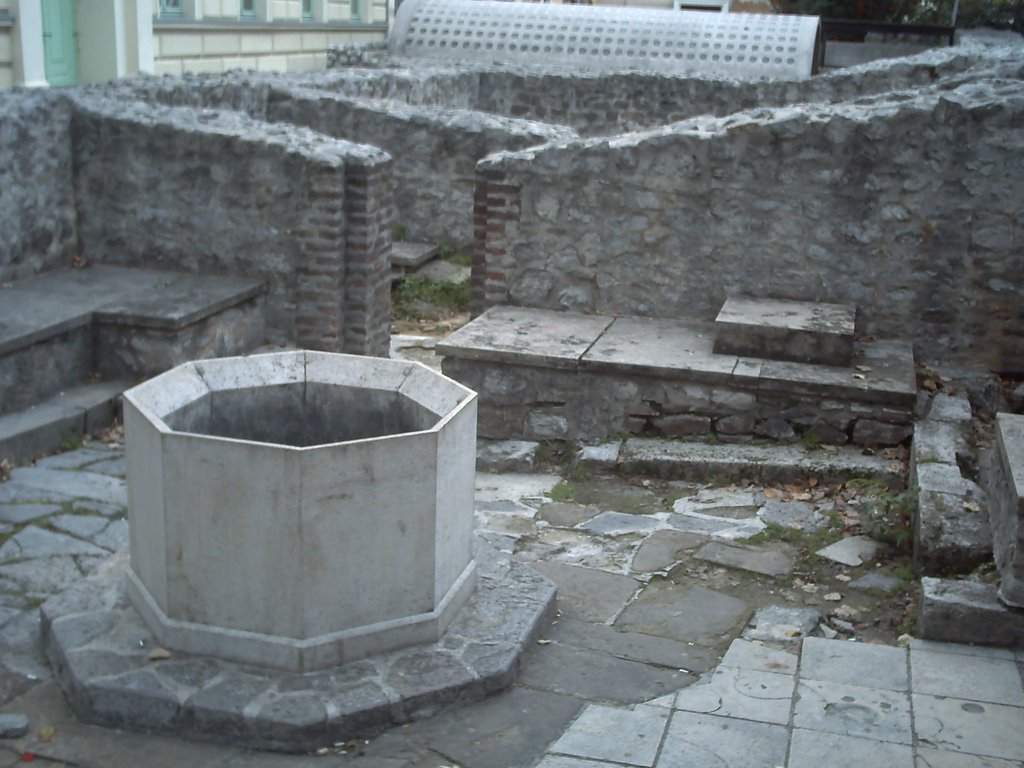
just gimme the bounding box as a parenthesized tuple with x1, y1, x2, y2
(439, 306, 916, 446)
(575, 437, 905, 487)
(713, 297, 856, 367)
(391, 240, 439, 270)
(989, 412, 1024, 607)
(0, 381, 127, 466)
(918, 577, 1024, 647)
(0, 265, 265, 416)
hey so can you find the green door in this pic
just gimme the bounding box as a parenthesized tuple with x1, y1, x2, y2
(41, 0, 78, 87)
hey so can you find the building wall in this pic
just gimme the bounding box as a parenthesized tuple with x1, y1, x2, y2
(472, 74, 1024, 373)
(152, 0, 387, 76)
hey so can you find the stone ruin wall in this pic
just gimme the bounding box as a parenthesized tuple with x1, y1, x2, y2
(1, 37, 1021, 371)
(467, 48, 1024, 374)
(71, 96, 393, 356)
(0, 91, 77, 283)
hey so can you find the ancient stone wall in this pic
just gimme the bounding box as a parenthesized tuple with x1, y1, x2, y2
(473, 73, 1024, 372)
(71, 95, 393, 356)
(267, 85, 576, 245)
(0, 91, 77, 282)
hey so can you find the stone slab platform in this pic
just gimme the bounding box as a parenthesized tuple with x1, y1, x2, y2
(713, 297, 856, 367)
(391, 241, 439, 269)
(439, 307, 916, 444)
(42, 541, 555, 753)
(990, 413, 1024, 607)
(0, 266, 264, 355)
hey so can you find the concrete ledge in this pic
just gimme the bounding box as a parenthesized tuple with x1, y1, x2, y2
(990, 413, 1024, 607)
(0, 382, 127, 466)
(42, 542, 556, 752)
(918, 577, 1024, 647)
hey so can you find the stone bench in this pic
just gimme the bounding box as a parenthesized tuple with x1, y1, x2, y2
(438, 306, 917, 445)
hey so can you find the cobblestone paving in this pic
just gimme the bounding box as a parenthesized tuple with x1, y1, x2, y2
(0, 440, 1022, 767)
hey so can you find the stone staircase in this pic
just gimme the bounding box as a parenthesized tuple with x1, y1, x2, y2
(0, 265, 265, 464)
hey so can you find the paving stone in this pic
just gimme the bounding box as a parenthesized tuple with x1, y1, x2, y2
(671, 665, 795, 725)
(631, 530, 706, 573)
(91, 518, 129, 552)
(654, 711, 788, 768)
(788, 728, 914, 768)
(674, 489, 760, 519)
(475, 473, 561, 510)
(407, 687, 583, 768)
(815, 535, 878, 567)
(694, 541, 794, 577)
(800, 637, 908, 692)
(615, 582, 750, 645)
(82, 456, 127, 477)
(720, 638, 798, 675)
(0, 504, 62, 525)
(475, 440, 540, 472)
(5, 468, 126, 507)
(519, 527, 634, 573)
(31, 447, 119, 471)
(532, 562, 640, 623)
(536, 502, 601, 528)
(568, 479, 667, 516)
(48, 514, 109, 540)
(915, 747, 1024, 767)
(757, 499, 826, 531)
(577, 511, 665, 537)
(0, 483, 75, 505)
(0, 526, 108, 563)
(793, 678, 912, 744)
(913, 694, 1024, 761)
(536, 757, 617, 768)
(547, 619, 716, 673)
(668, 510, 766, 540)
(549, 703, 669, 767)
(849, 571, 903, 593)
(519, 643, 688, 704)
(742, 605, 820, 643)
(71, 499, 124, 517)
(910, 649, 1024, 706)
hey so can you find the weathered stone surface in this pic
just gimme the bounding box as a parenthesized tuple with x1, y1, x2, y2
(476, 440, 539, 472)
(615, 582, 750, 646)
(547, 618, 716, 674)
(531, 561, 640, 623)
(853, 419, 913, 446)
(743, 605, 821, 642)
(42, 540, 555, 752)
(713, 297, 855, 367)
(918, 577, 1024, 647)
(0, 713, 28, 739)
(816, 535, 878, 568)
(695, 541, 794, 577)
(631, 530, 706, 573)
(990, 413, 1024, 607)
(915, 490, 992, 576)
(927, 393, 973, 424)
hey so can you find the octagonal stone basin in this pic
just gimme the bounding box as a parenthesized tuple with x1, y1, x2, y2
(122, 351, 478, 672)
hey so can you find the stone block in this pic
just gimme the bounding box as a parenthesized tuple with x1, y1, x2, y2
(852, 419, 912, 446)
(989, 413, 1024, 607)
(651, 413, 711, 436)
(918, 577, 1024, 647)
(391, 240, 439, 269)
(927, 393, 972, 424)
(914, 490, 992, 576)
(713, 297, 855, 367)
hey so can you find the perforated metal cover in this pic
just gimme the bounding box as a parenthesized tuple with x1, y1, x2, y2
(390, 0, 821, 80)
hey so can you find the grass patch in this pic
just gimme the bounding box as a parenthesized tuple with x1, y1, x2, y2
(862, 488, 917, 554)
(438, 244, 472, 267)
(391, 276, 470, 320)
(547, 481, 579, 503)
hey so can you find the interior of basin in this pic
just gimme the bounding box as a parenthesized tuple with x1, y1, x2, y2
(162, 382, 440, 447)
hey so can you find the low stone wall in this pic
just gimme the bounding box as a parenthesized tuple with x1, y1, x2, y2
(0, 91, 77, 282)
(267, 85, 576, 245)
(472, 73, 1024, 373)
(71, 95, 393, 356)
